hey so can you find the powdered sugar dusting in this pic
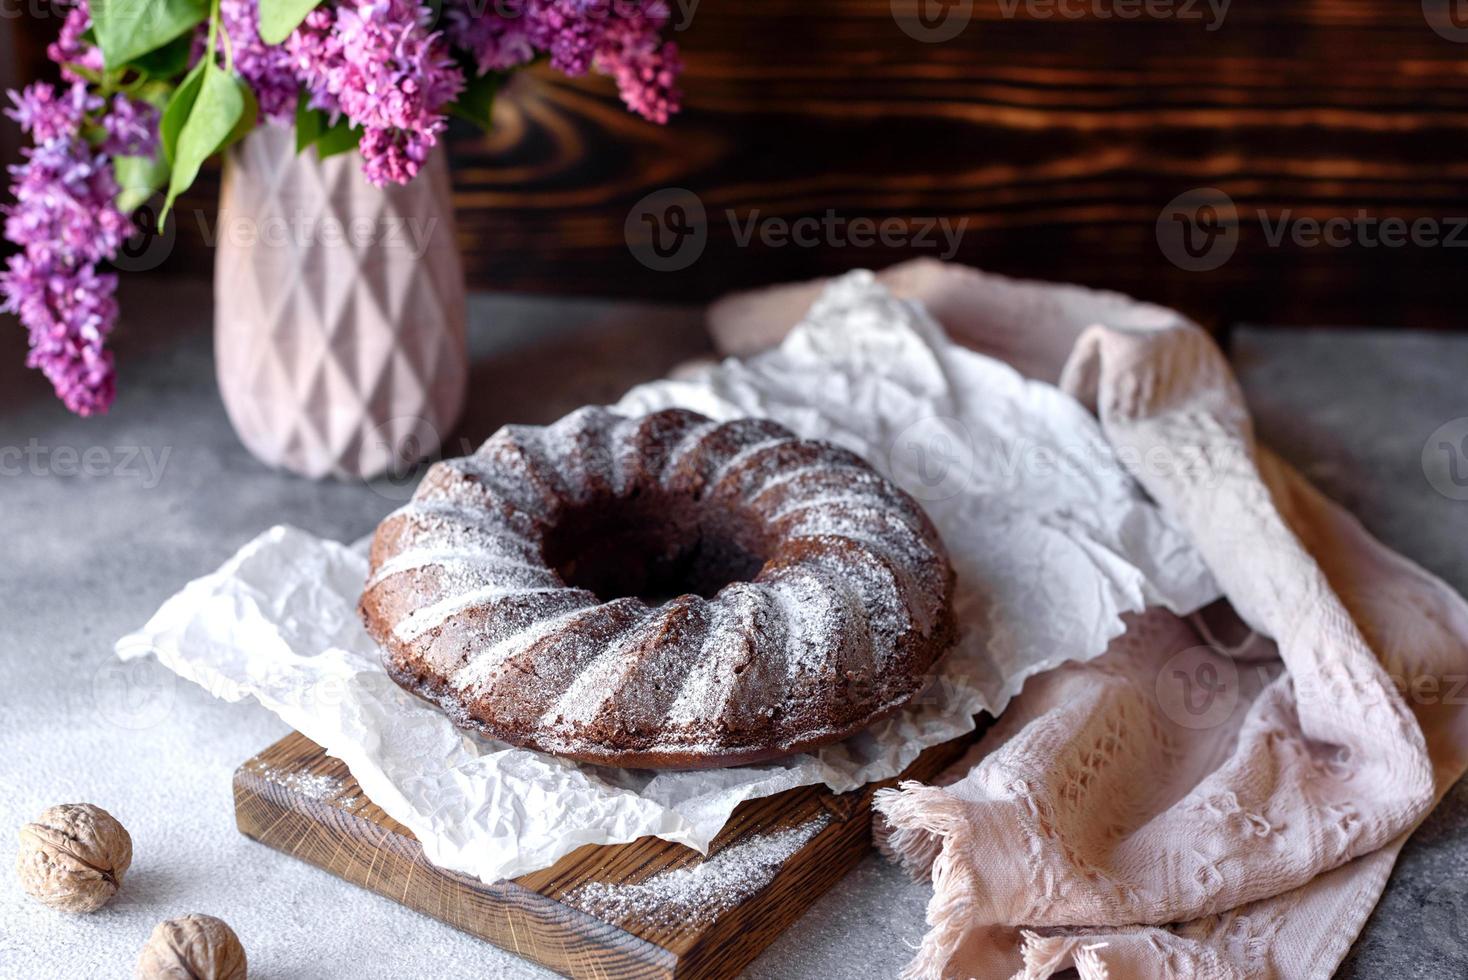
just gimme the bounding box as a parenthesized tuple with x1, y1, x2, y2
(366, 550, 549, 591)
(362, 406, 953, 761)
(563, 814, 833, 928)
(544, 621, 650, 726)
(249, 763, 344, 801)
(394, 585, 567, 643)
(768, 574, 847, 679)
(449, 602, 602, 693)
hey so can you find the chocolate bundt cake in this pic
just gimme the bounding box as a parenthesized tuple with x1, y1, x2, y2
(360, 406, 957, 769)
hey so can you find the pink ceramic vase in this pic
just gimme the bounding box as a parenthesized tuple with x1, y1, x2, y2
(213, 125, 467, 480)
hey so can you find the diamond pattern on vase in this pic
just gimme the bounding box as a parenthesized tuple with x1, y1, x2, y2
(214, 124, 467, 480)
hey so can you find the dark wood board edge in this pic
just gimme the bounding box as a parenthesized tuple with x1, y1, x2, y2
(233, 723, 984, 979)
(234, 760, 680, 979)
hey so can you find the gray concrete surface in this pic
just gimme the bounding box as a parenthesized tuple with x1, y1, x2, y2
(1, 281, 1464, 978)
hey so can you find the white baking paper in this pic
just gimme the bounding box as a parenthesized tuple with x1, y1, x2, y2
(116, 271, 1220, 883)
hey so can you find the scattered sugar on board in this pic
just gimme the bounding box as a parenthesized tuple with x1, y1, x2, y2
(249, 763, 344, 800)
(564, 814, 832, 928)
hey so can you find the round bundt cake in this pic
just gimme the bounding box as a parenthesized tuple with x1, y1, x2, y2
(359, 406, 957, 769)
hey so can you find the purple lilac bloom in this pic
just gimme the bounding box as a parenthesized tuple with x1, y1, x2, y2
(290, 0, 463, 186)
(0, 255, 119, 416)
(48, 3, 106, 83)
(528, 0, 606, 77)
(222, 0, 302, 122)
(5, 82, 99, 146)
(444, 0, 536, 73)
(1, 80, 129, 416)
(5, 137, 130, 266)
(100, 95, 162, 158)
(445, 0, 682, 123)
(593, 2, 682, 124)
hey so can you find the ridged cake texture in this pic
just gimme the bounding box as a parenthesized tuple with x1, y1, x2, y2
(360, 406, 957, 768)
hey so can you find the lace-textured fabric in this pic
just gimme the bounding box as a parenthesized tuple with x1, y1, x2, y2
(713, 260, 1468, 980)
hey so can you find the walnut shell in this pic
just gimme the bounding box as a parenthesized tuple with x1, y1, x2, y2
(136, 914, 248, 980)
(15, 803, 133, 913)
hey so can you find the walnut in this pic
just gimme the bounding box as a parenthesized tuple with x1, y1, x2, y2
(15, 803, 133, 913)
(136, 914, 248, 980)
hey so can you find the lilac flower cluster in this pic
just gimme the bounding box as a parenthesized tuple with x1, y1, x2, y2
(48, 5, 106, 84)
(5, 0, 683, 416)
(444, 0, 684, 124)
(289, 0, 465, 185)
(0, 81, 138, 415)
(222, 0, 304, 122)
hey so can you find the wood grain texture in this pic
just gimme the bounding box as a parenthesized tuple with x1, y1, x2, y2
(0, 19, 20, 179)
(428, 0, 1468, 330)
(20, 2, 1468, 329)
(234, 728, 977, 979)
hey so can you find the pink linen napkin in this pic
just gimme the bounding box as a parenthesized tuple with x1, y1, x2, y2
(708, 260, 1468, 980)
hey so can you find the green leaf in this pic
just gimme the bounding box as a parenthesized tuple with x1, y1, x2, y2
(132, 80, 176, 111)
(448, 70, 498, 130)
(92, 0, 208, 70)
(162, 63, 248, 218)
(223, 83, 259, 150)
(115, 153, 170, 213)
(292, 92, 358, 159)
(160, 59, 207, 166)
(127, 32, 195, 80)
(314, 117, 360, 160)
(294, 91, 324, 153)
(258, 0, 321, 45)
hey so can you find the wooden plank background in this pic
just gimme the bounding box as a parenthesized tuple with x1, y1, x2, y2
(13, 1, 1468, 330)
(0, 19, 24, 176)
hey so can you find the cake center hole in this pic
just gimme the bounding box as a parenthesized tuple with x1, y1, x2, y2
(542, 494, 769, 604)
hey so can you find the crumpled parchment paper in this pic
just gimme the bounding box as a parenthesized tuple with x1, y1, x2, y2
(116, 271, 1219, 883)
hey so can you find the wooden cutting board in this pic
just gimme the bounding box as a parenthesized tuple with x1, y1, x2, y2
(234, 729, 978, 979)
